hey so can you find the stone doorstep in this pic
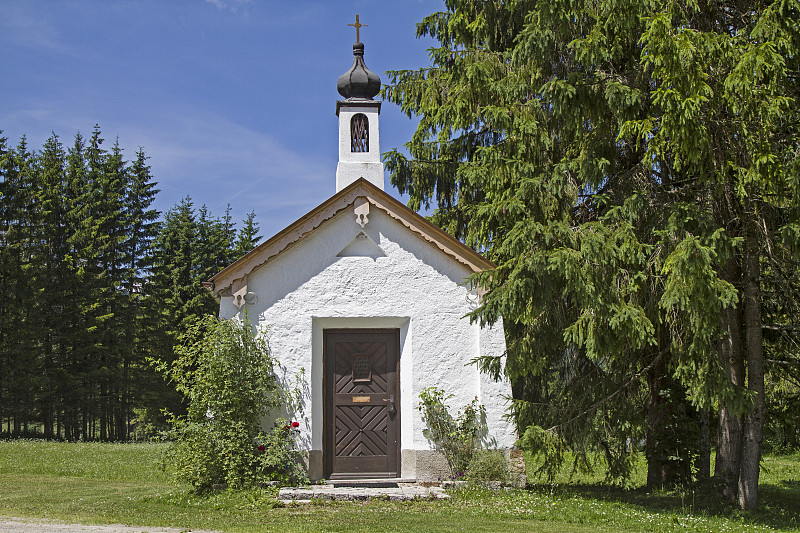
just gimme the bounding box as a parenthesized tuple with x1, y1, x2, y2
(325, 478, 416, 487)
(278, 482, 449, 503)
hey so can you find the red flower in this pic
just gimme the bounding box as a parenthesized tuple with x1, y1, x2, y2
(283, 424, 290, 430)
(257, 445, 265, 451)
(291, 421, 300, 428)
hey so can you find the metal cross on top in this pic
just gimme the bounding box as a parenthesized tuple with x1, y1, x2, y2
(348, 14, 367, 43)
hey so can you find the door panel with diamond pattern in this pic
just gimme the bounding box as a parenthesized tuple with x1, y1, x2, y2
(324, 329, 399, 478)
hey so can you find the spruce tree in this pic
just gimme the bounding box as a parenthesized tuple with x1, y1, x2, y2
(0, 133, 31, 435)
(97, 137, 129, 439)
(148, 199, 211, 420)
(121, 148, 162, 439)
(65, 130, 110, 440)
(150, 198, 198, 353)
(0, 138, 39, 436)
(233, 210, 261, 260)
(32, 133, 75, 438)
(220, 205, 238, 266)
(384, 0, 799, 508)
(0, 132, 9, 434)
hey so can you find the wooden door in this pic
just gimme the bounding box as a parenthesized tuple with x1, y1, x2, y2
(323, 329, 400, 478)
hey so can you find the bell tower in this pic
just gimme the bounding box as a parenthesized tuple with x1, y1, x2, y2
(335, 16, 384, 192)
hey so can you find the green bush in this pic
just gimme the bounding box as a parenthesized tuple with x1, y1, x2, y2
(467, 449, 509, 483)
(130, 407, 169, 440)
(417, 387, 487, 478)
(254, 420, 308, 485)
(156, 315, 308, 492)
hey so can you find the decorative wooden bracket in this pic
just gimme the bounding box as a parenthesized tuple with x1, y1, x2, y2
(231, 275, 257, 310)
(354, 197, 370, 228)
(466, 281, 481, 309)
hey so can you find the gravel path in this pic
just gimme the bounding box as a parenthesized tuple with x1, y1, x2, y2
(0, 518, 218, 533)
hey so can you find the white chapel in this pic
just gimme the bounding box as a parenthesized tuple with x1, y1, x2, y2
(205, 32, 515, 481)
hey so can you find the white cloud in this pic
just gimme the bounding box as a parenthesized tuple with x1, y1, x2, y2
(1, 98, 336, 237)
(122, 108, 336, 233)
(204, 0, 254, 13)
(0, 4, 68, 53)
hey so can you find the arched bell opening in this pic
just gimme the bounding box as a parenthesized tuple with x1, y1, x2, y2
(350, 113, 369, 152)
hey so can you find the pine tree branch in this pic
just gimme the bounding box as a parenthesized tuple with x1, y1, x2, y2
(545, 347, 669, 433)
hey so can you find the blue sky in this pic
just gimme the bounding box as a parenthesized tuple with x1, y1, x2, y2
(1, 0, 443, 238)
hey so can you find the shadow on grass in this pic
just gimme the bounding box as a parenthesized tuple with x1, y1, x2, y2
(525, 479, 800, 531)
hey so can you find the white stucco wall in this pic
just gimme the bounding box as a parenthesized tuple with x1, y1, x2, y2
(218, 205, 516, 469)
(335, 103, 384, 191)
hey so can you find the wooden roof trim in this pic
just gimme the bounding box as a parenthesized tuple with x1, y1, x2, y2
(361, 190, 495, 273)
(207, 179, 495, 297)
(207, 188, 361, 297)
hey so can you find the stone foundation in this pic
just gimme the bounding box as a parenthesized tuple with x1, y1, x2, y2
(307, 449, 323, 481)
(305, 448, 525, 485)
(406, 449, 451, 481)
(507, 448, 528, 488)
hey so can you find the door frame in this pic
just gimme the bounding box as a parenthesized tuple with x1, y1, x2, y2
(322, 328, 401, 479)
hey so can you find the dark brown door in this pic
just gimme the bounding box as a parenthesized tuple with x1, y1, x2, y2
(323, 329, 400, 479)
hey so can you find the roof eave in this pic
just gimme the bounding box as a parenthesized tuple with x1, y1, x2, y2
(206, 179, 495, 297)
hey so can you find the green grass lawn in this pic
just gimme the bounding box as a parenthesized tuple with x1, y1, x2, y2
(0, 440, 798, 532)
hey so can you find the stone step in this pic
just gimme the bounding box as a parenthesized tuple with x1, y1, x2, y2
(325, 478, 416, 488)
(278, 482, 449, 502)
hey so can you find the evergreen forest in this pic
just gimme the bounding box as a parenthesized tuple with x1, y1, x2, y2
(0, 127, 261, 442)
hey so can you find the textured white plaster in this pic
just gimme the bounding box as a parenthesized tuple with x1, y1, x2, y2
(479, 319, 517, 448)
(336, 103, 384, 191)
(336, 161, 384, 191)
(218, 205, 516, 471)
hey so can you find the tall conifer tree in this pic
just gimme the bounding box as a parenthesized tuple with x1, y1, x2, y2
(0, 138, 39, 436)
(0, 132, 10, 433)
(384, 0, 799, 508)
(121, 148, 161, 439)
(233, 210, 261, 260)
(33, 133, 74, 438)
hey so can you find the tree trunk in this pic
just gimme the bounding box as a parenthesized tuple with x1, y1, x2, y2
(100, 384, 107, 441)
(697, 407, 711, 482)
(646, 365, 663, 488)
(646, 353, 691, 487)
(715, 258, 745, 499)
(42, 333, 54, 439)
(738, 210, 765, 510)
(64, 411, 73, 441)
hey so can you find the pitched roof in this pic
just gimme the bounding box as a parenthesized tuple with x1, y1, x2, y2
(204, 178, 494, 298)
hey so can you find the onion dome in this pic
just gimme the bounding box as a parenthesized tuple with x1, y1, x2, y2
(337, 42, 381, 100)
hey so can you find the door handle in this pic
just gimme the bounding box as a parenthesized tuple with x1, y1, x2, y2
(383, 394, 396, 415)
